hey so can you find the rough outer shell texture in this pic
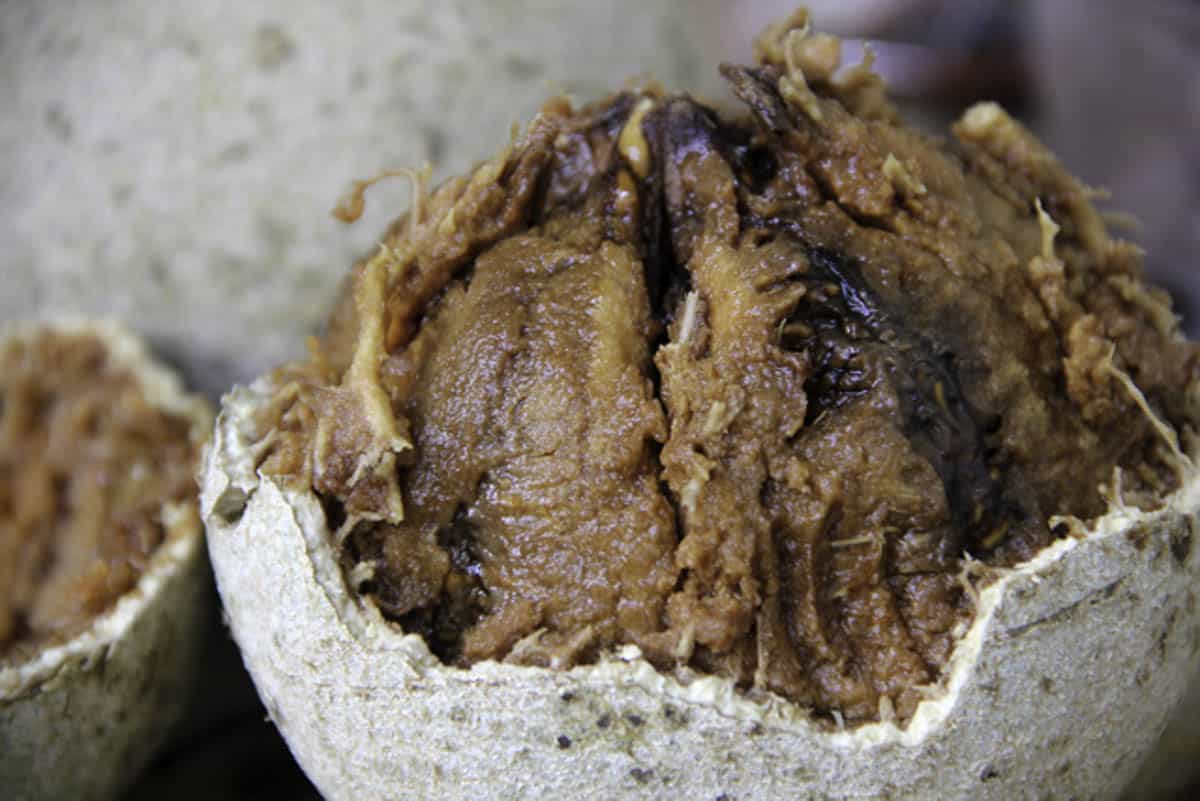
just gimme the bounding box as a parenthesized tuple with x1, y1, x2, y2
(0, 319, 213, 801)
(203, 379, 1200, 801)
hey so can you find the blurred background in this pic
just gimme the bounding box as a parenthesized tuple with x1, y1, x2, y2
(1, 0, 1197, 798)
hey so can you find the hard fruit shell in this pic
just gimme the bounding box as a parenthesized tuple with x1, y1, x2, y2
(0, 319, 213, 801)
(202, 379, 1200, 801)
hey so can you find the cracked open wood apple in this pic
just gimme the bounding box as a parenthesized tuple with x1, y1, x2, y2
(0, 319, 212, 801)
(201, 10, 1200, 800)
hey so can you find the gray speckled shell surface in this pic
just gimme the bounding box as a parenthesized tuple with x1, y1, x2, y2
(202, 379, 1200, 801)
(0, 320, 213, 801)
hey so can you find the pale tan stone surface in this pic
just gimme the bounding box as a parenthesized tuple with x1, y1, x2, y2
(0, 0, 720, 397)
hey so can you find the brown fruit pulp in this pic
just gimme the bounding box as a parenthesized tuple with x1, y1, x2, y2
(254, 19, 1198, 723)
(0, 330, 200, 663)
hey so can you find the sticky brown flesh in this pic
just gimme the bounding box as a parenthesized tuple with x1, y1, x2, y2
(259, 51, 1198, 722)
(0, 332, 200, 662)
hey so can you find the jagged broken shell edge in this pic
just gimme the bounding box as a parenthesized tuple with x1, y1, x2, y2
(202, 376, 1200, 801)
